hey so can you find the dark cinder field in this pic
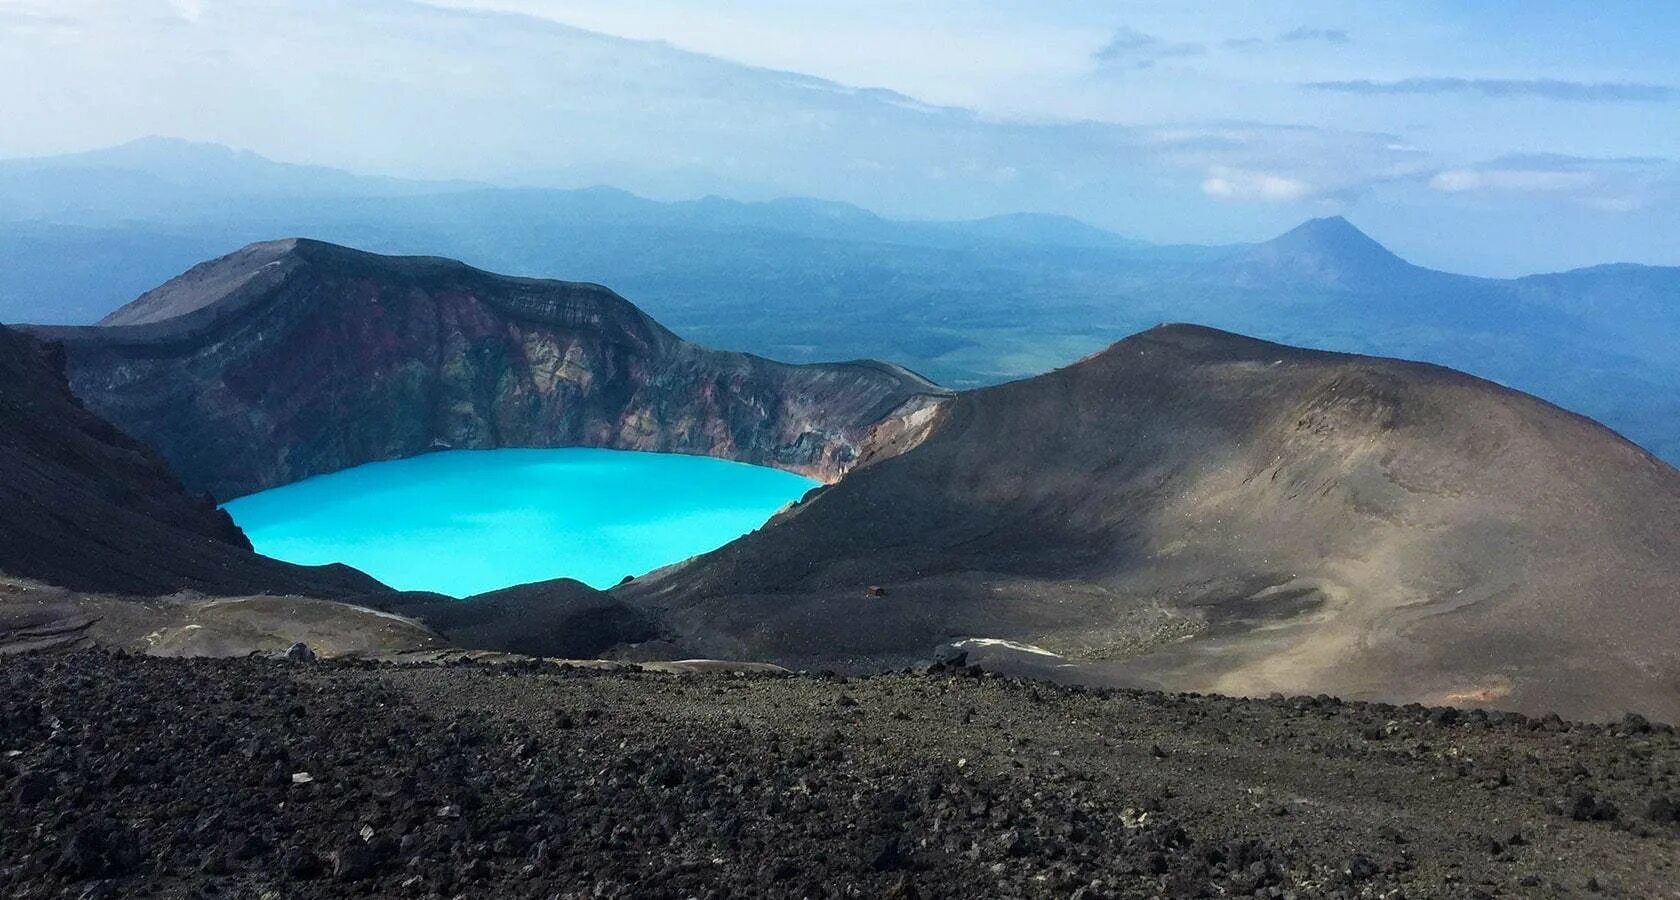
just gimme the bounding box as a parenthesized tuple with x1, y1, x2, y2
(4, 652, 1679, 898)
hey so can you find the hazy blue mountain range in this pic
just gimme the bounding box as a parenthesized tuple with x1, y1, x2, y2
(3, 137, 1679, 462)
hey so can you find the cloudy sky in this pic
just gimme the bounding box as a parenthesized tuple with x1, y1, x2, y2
(2, 0, 1677, 274)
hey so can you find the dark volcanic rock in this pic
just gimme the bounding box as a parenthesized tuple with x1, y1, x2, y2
(365, 579, 655, 659)
(623, 324, 1680, 721)
(28, 239, 948, 499)
(54, 819, 142, 879)
(0, 323, 380, 597)
(3, 651, 1678, 898)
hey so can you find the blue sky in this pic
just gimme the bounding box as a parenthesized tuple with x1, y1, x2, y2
(1, 0, 1677, 274)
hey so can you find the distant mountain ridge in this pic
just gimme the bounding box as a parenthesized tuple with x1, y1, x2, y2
(0, 136, 481, 198)
(11, 137, 1661, 277)
(0, 138, 1160, 255)
(5, 138, 1680, 468)
(10, 138, 1672, 284)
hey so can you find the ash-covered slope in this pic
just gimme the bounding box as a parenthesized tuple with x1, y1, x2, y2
(30, 239, 947, 499)
(0, 323, 378, 597)
(624, 324, 1680, 720)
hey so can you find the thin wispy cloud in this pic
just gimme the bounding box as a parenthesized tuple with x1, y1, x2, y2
(0, 5, 80, 30)
(1305, 78, 1673, 103)
(1226, 26, 1350, 51)
(1426, 153, 1679, 214)
(1279, 27, 1349, 44)
(1151, 123, 1428, 207)
(1430, 168, 1595, 193)
(1093, 26, 1202, 70)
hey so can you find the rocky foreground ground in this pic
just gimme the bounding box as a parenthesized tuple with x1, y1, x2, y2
(3, 653, 1680, 898)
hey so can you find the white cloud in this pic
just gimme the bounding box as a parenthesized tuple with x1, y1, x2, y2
(168, 0, 204, 22)
(1201, 166, 1310, 201)
(1585, 196, 1643, 213)
(1424, 156, 1679, 217)
(1430, 168, 1595, 193)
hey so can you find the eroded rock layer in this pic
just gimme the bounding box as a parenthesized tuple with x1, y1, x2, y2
(29, 239, 948, 499)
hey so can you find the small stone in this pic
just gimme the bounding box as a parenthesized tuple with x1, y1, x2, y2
(13, 768, 53, 804)
(869, 836, 908, 871)
(282, 847, 324, 880)
(56, 821, 143, 879)
(1568, 787, 1619, 822)
(285, 642, 318, 663)
(333, 842, 379, 881)
(1346, 854, 1378, 882)
(199, 850, 230, 876)
(291, 771, 315, 785)
(232, 834, 268, 861)
(926, 648, 968, 673)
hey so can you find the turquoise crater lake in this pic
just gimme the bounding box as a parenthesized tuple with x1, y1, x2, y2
(222, 448, 818, 597)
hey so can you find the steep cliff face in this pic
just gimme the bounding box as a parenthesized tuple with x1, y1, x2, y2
(30, 240, 948, 499)
(0, 322, 381, 597)
(622, 324, 1680, 721)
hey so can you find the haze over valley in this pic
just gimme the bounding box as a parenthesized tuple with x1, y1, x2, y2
(8, 137, 1680, 468)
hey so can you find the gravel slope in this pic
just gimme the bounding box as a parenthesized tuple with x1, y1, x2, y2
(4, 652, 1680, 898)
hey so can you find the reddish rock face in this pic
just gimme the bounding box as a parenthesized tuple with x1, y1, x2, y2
(33, 239, 949, 500)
